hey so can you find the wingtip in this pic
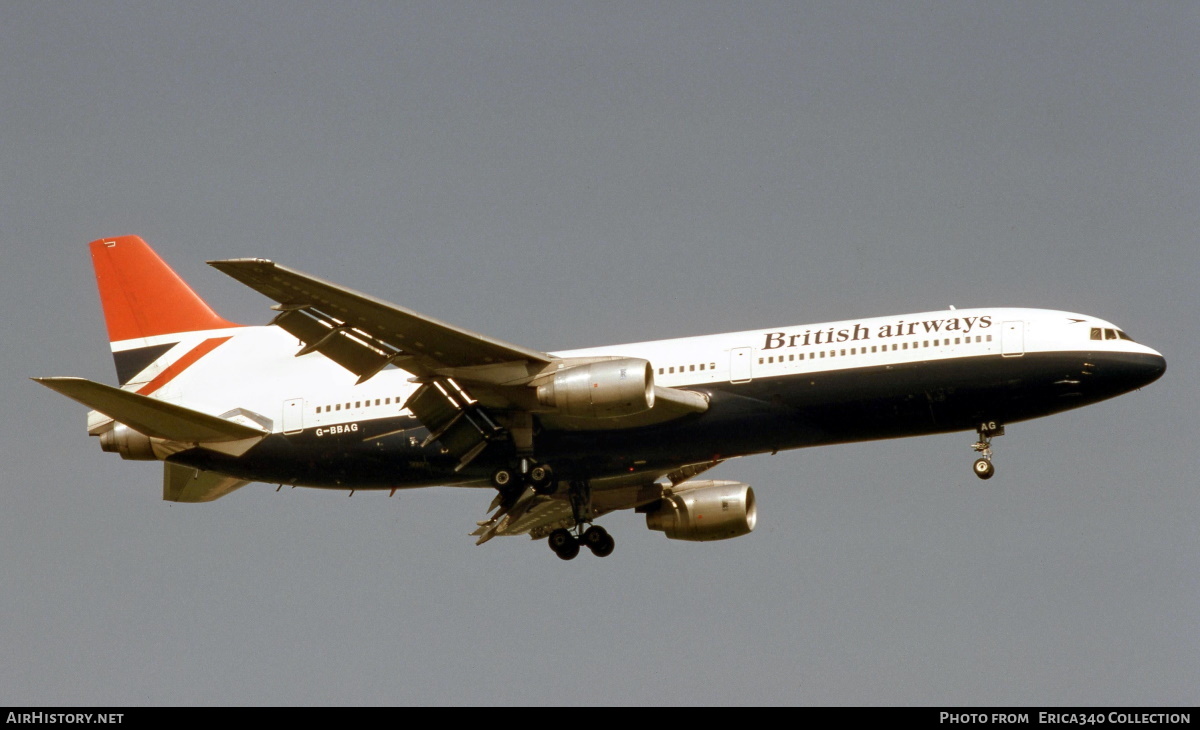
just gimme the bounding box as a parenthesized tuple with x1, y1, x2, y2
(207, 257, 275, 268)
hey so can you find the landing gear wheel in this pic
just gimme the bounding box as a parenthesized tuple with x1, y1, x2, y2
(491, 467, 516, 490)
(548, 528, 579, 560)
(582, 525, 607, 548)
(592, 534, 615, 558)
(583, 526, 615, 557)
(528, 464, 556, 495)
(973, 458, 995, 480)
(970, 421, 1004, 481)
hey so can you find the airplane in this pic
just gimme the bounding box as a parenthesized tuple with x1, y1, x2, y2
(36, 236, 1166, 560)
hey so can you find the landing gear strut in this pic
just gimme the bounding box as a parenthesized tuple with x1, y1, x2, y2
(546, 480, 616, 560)
(971, 421, 1004, 480)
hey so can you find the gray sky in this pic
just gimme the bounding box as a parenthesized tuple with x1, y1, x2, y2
(3, 1, 1197, 705)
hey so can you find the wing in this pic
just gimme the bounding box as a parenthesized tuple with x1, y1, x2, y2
(208, 258, 555, 384)
(209, 257, 709, 473)
(209, 257, 708, 416)
(470, 460, 723, 544)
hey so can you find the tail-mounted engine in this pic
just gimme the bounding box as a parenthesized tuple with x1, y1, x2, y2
(99, 423, 159, 460)
(643, 479, 757, 541)
(536, 357, 654, 419)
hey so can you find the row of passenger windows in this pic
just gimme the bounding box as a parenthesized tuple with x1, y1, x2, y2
(315, 397, 402, 414)
(658, 362, 717, 375)
(759, 335, 992, 365)
(315, 334, 1005, 407)
(1091, 327, 1133, 341)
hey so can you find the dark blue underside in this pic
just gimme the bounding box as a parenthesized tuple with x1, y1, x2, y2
(171, 350, 1165, 489)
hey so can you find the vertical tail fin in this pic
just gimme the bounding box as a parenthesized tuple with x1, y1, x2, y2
(91, 236, 240, 342)
(90, 236, 242, 386)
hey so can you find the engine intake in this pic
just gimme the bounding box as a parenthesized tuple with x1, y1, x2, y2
(99, 424, 159, 460)
(644, 480, 757, 542)
(536, 358, 654, 419)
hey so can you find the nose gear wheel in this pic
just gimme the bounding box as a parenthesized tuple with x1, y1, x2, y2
(970, 422, 1004, 480)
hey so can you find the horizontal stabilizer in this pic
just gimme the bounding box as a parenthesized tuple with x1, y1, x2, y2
(33, 377, 267, 443)
(163, 462, 250, 502)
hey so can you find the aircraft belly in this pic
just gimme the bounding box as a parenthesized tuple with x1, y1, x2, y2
(169, 350, 1162, 490)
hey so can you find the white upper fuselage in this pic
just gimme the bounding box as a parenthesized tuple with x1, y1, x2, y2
(104, 307, 1162, 437)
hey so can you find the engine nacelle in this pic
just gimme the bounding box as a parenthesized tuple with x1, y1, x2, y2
(99, 424, 159, 461)
(536, 358, 654, 419)
(644, 480, 757, 542)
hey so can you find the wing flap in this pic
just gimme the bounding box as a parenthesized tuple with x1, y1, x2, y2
(272, 308, 396, 378)
(34, 377, 267, 443)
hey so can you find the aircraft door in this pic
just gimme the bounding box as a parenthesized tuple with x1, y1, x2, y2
(282, 398, 304, 434)
(730, 347, 753, 383)
(1001, 321, 1025, 357)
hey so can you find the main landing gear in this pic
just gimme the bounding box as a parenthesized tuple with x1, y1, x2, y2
(549, 525, 615, 560)
(971, 421, 1004, 480)
(491, 459, 556, 496)
(547, 480, 616, 560)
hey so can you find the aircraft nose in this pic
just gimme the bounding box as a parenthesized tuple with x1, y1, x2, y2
(1120, 350, 1166, 389)
(1142, 352, 1167, 384)
(1085, 350, 1165, 394)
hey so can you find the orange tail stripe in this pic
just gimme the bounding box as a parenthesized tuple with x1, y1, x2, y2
(136, 337, 233, 396)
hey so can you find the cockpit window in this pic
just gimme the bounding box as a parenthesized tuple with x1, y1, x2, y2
(1091, 327, 1135, 342)
(1090, 327, 1135, 342)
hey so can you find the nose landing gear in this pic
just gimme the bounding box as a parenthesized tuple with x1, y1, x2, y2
(971, 421, 1004, 480)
